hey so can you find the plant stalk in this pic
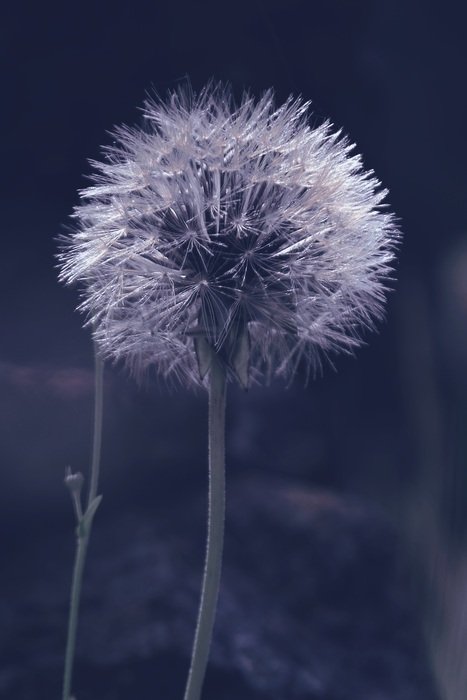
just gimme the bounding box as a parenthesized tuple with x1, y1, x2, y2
(183, 358, 227, 700)
(62, 347, 104, 700)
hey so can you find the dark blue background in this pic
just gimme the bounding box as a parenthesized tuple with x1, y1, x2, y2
(1, 1, 466, 698)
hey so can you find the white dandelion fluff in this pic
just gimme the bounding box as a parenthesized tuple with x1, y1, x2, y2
(58, 83, 399, 387)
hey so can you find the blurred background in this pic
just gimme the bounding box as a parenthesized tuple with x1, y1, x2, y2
(1, 1, 466, 698)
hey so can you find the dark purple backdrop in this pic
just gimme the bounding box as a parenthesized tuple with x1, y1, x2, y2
(1, 2, 466, 698)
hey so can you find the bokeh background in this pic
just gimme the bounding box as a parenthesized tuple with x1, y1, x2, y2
(1, 1, 467, 698)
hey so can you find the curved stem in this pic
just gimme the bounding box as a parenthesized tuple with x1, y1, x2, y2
(62, 347, 104, 700)
(183, 358, 227, 700)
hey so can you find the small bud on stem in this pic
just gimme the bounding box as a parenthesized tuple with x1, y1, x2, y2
(64, 466, 84, 522)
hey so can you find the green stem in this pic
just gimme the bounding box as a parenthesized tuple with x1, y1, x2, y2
(183, 358, 227, 700)
(62, 347, 104, 700)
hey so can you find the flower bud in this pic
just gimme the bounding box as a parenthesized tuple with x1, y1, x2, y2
(64, 466, 84, 495)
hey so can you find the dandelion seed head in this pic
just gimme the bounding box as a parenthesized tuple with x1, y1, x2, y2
(58, 83, 400, 387)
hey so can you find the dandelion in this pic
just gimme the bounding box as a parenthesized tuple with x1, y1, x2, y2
(59, 83, 398, 388)
(58, 83, 399, 700)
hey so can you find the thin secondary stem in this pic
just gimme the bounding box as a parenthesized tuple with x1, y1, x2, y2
(62, 529, 90, 700)
(62, 348, 104, 700)
(183, 358, 227, 700)
(87, 348, 104, 507)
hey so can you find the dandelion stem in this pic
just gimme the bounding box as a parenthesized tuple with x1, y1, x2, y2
(183, 357, 227, 700)
(62, 347, 104, 700)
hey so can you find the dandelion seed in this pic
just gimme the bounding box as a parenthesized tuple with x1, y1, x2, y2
(58, 83, 399, 388)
